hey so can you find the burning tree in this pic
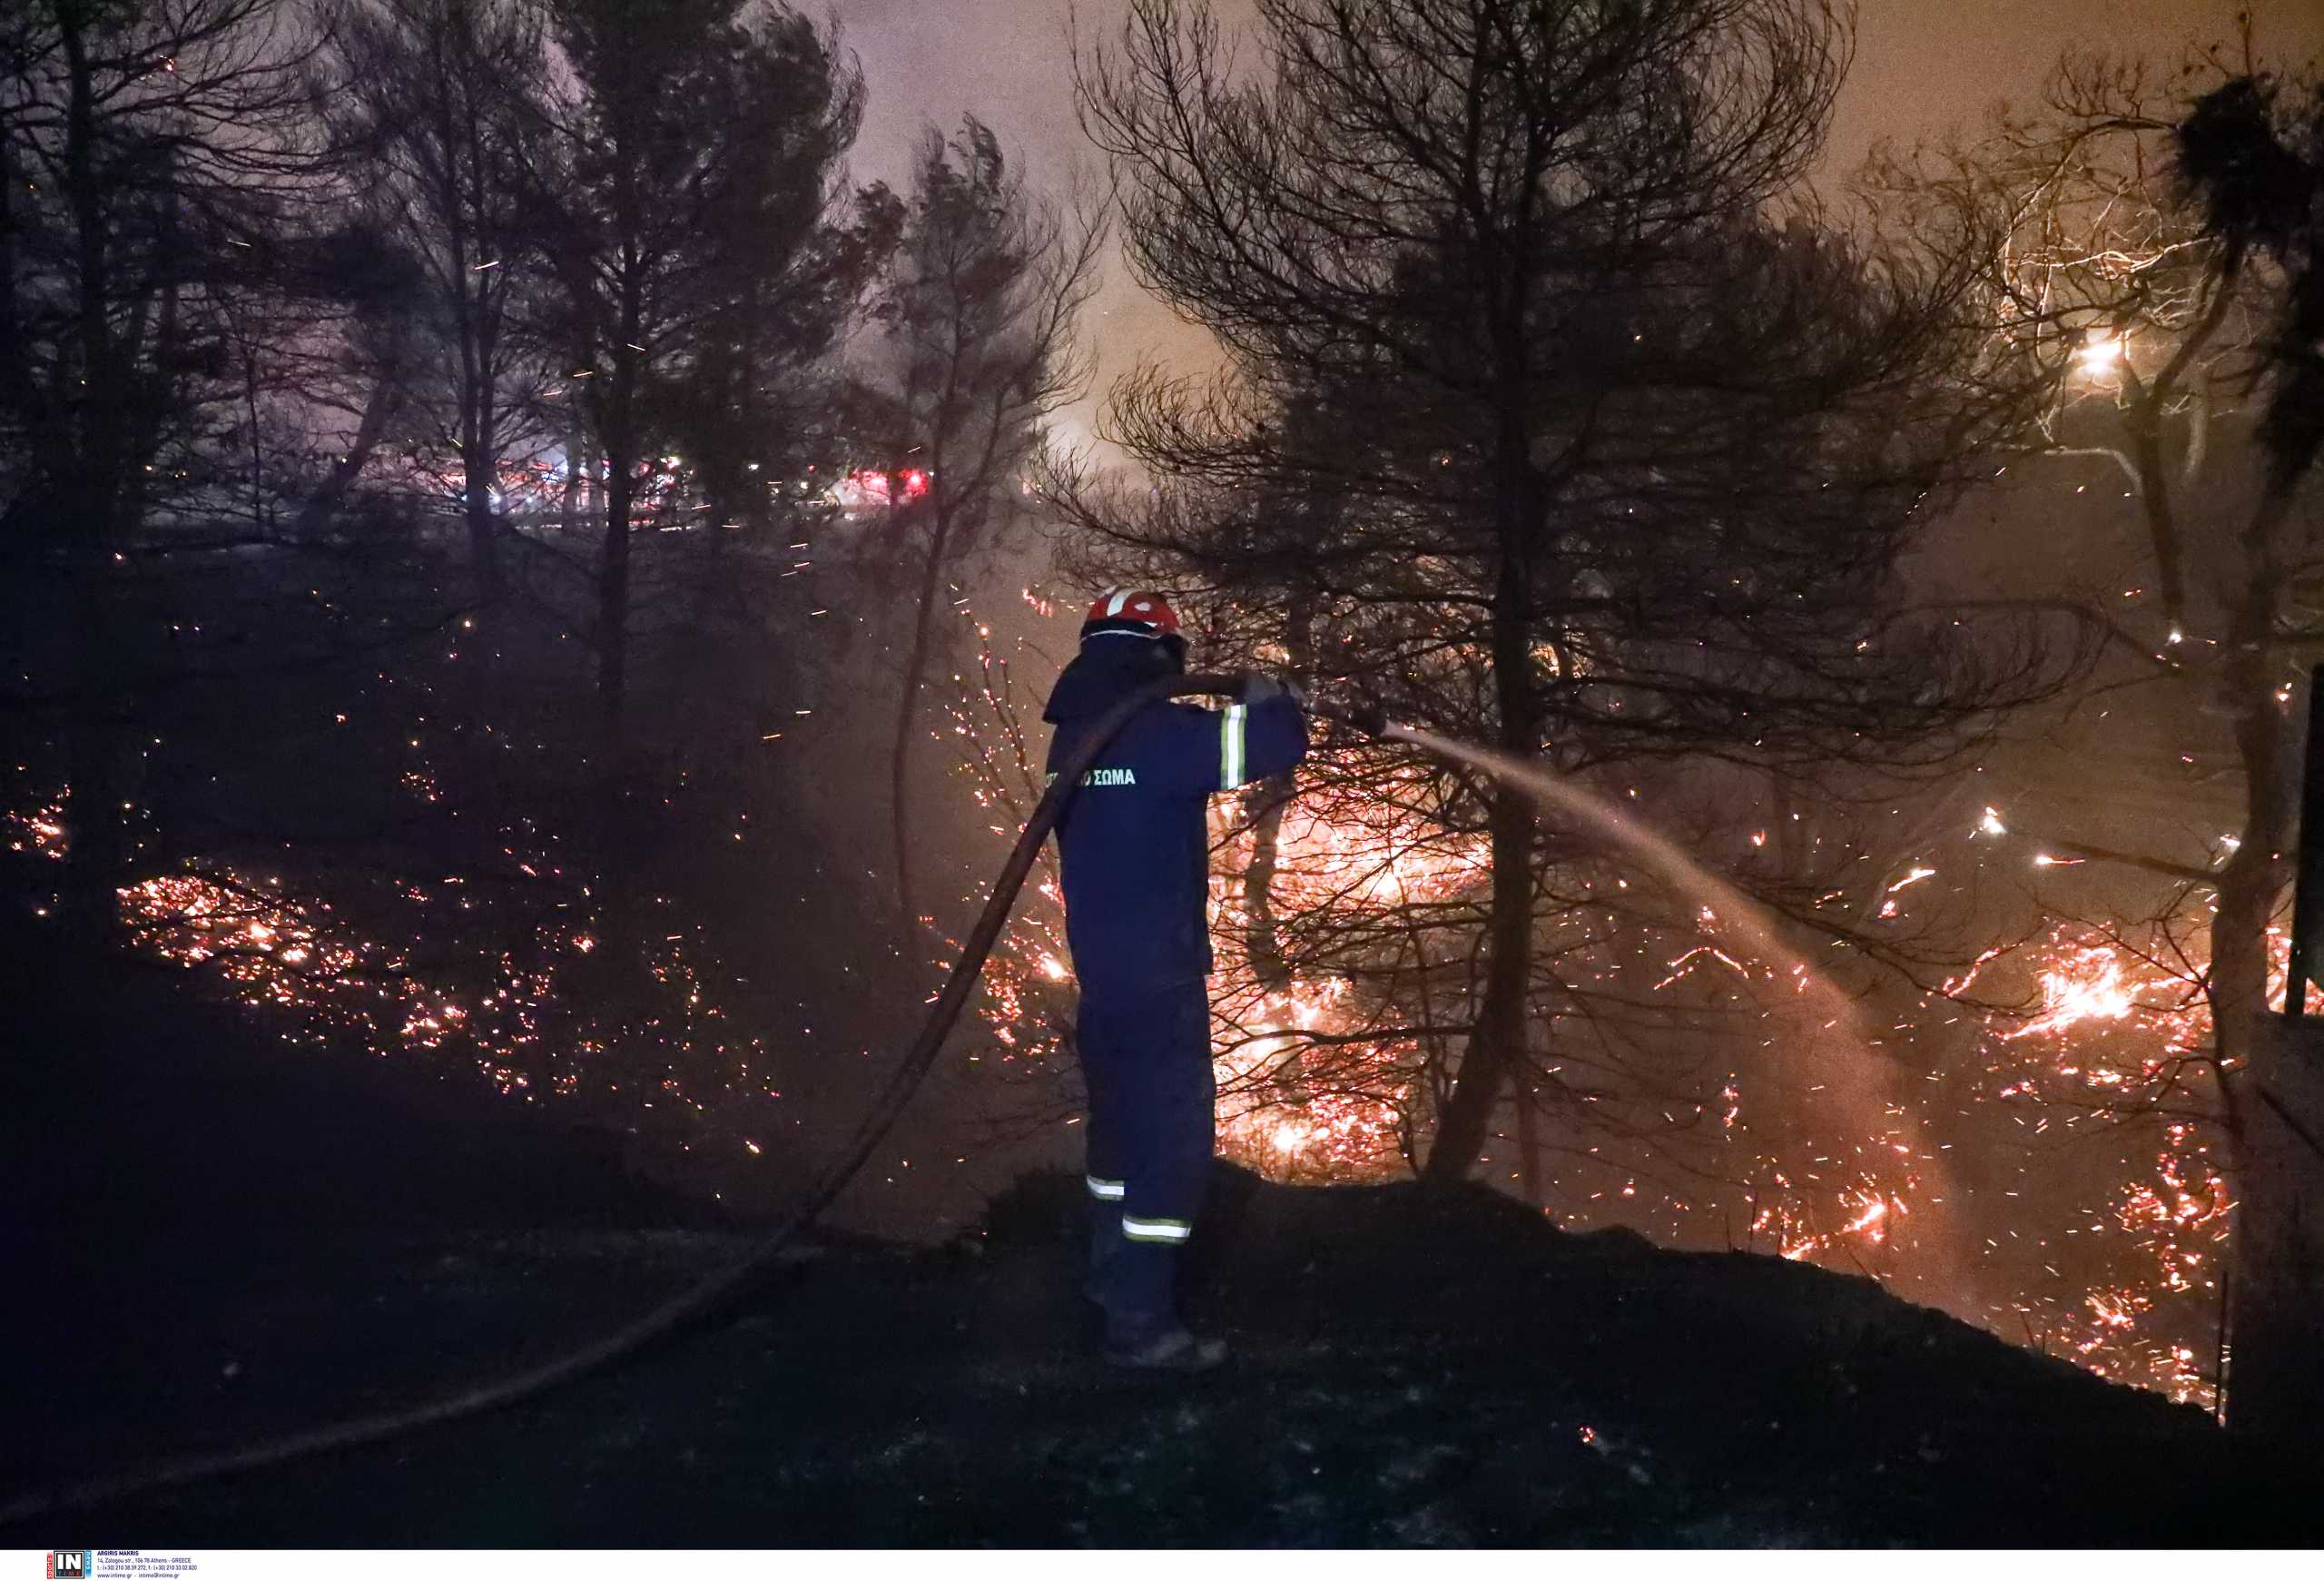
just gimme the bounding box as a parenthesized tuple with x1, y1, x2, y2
(1867, 44, 2324, 1408)
(1872, 47, 2310, 1091)
(1059, 0, 2074, 1209)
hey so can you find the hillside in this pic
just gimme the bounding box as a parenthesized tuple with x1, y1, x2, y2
(3, 950, 2307, 1547)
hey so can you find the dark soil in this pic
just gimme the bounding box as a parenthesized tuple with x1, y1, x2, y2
(5, 939, 2309, 1547)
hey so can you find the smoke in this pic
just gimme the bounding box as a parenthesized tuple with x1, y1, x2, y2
(832, 0, 2320, 462)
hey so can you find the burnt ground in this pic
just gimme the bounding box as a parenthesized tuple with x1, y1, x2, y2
(4, 941, 2312, 1548)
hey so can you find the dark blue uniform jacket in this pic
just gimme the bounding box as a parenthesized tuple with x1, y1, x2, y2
(1042, 642, 1307, 1003)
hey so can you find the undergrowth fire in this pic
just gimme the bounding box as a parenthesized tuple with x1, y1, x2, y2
(4, 614, 2247, 1413)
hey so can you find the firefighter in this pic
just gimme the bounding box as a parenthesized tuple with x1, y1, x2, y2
(1041, 588, 1308, 1369)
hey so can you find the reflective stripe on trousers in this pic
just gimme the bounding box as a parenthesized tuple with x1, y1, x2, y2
(1078, 979, 1215, 1332)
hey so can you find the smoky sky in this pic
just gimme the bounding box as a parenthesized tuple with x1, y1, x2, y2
(833, 0, 2324, 446)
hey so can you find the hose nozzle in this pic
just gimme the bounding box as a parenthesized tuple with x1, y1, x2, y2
(1307, 695, 1391, 739)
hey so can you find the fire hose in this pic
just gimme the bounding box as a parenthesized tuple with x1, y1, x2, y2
(3, 671, 1323, 1527)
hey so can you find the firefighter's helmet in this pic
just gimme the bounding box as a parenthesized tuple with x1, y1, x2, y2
(1080, 588, 1181, 641)
(1080, 588, 1187, 670)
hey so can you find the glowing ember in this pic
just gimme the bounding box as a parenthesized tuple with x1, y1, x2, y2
(2007, 947, 2140, 1042)
(5, 795, 70, 859)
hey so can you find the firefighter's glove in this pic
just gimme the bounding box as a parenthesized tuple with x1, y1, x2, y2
(1241, 673, 1307, 708)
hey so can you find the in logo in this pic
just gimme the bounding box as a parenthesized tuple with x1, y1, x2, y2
(47, 1556, 92, 1580)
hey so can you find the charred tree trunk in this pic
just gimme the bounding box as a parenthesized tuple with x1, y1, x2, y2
(57, 7, 130, 942)
(2228, 1012, 2324, 1437)
(459, 299, 503, 600)
(449, 288, 501, 597)
(2213, 479, 2302, 1424)
(599, 443, 633, 746)
(1431, 772, 1539, 1180)
(2124, 386, 2189, 634)
(890, 492, 954, 939)
(464, 442, 502, 601)
(589, 352, 644, 1033)
(596, 320, 642, 751)
(1242, 776, 1295, 993)
(562, 431, 584, 531)
(1426, 422, 1541, 1181)
(2213, 850, 2282, 1089)
(296, 370, 402, 539)
(2216, 479, 2299, 1094)
(1514, 1079, 1544, 1203)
